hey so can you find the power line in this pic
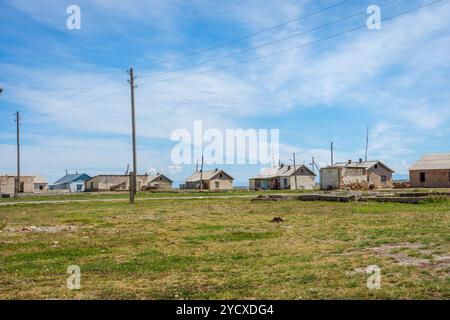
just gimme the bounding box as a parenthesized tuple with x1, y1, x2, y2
(11, 0, 444, 120)
(139, 0, 400, 81)
(137, 0, 355, 71)
(138, 0, 444, 88)
(17, 0, 354, 111)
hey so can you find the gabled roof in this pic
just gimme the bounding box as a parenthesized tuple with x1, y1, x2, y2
(278, 165, 316, 177)
(33, 176, 48, 184)
(186, 170, 233, 182)
(149, 174, 173, 183)
(410, 153, 450, 170)
(54, 173, 91, 184)
(333, 160, 394, 173)
(251, 165, 316, 179)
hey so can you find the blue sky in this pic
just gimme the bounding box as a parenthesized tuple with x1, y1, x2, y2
(1, 0, 449, 186)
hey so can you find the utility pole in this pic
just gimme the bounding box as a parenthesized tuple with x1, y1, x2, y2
(14, 111, 20, 199)
(330, 141, 334, 166)
(293, 152, 298, 190)
(128, 68, 137, 204)
(365, 125, 369, 162)
(199, 155, 204, 191)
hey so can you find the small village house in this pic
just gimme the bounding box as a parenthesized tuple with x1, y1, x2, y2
(49, 173, 92, 193)
(249, 164, 317, 190)
(320, 159, 394, 190)
(333, 159, 394, 189)
(184, 169, 233, 190)
(33, 176, 48, 192)
(409, 153, 450, 188)
(146, 174, 173, 190)
(0, 175, 46, 195)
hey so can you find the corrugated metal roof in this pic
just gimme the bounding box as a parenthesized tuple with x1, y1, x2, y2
(251, 165, 316, 179)
(186, 170, 233, 182)
(410, 153, 450, 170)
(333, 160, 394, 172)
(54, 174, 91, 184)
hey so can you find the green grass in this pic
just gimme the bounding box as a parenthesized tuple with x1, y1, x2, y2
(0, 197, 448, 299)
(0, 189, 308, 203)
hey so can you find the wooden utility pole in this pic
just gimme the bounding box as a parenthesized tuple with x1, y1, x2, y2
(293, 152, 298, 190)
(199, 155, 204, 191)
(14, 111, 20, 199)
(365, 125, 369, 162)
(128, 68, 137, 204)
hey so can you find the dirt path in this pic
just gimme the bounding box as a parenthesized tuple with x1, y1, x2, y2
(0, 195, 258, 206)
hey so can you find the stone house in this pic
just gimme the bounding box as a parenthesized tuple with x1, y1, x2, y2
(409, 153, 450, 188)
(333, 159, 394, 189)
(184, 169, 233, 190)
(146, 174, 173, 190)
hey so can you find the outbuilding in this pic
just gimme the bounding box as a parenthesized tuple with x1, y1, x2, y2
(409, 153, 450, 188)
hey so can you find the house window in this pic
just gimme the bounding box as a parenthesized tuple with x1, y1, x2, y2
(448, 171, 450, 182)
(420, 172, 426, 182)
(219, 174, 223, 178)
(284, 178, 288, 188)
(77, 184, 82, 191)
(215, 181, 220, 189)
(381, 176, 387, 182)
(374, 164, 378, 169)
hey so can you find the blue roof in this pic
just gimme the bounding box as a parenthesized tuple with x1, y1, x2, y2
(54, 174, 91, 184)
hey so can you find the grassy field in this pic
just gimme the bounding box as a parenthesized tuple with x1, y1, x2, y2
(0, 197, 448, 299)
(0, 190, 305, 203)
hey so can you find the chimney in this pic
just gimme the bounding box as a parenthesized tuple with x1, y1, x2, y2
(287, 165, 291, 170)
(359, 158, 363, 164)
(348, 160, 352, 164)
(280, 163, 284, 168)
(215, 168, 218, 172)
(66, 169, 68, 175)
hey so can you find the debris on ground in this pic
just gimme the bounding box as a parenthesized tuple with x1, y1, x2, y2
(271, 217, 284, 223)
(2, 225, 77, 233)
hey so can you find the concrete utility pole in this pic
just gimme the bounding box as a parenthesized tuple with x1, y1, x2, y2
(365, 125, 369, 162)
(293, 152, 298, 190)
(331, 141, 334, 166)
(128, 68, 138, 204)
(199, 155, 204, 191)
(15, 111, 20, 199)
